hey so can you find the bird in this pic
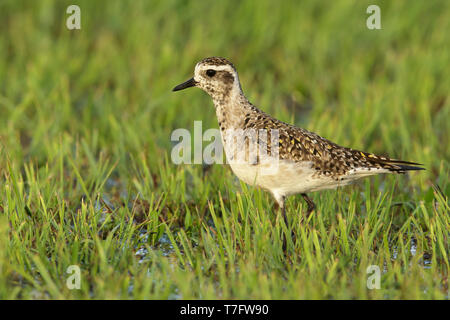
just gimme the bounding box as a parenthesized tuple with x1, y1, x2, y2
(172, 57, 424, 226)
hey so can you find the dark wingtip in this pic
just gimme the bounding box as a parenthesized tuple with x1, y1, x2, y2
(386, 161, 425, 172)
(387, 159, 426, 172)
(366, 155, 426, 172)
(397, 165, 426, 171)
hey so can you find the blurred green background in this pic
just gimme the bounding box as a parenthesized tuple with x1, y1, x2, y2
(0, 0, 448, 299)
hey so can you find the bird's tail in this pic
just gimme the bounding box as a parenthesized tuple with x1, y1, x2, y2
(384, 159, 425, 173)
(350, 149, 425, 173)
(367, 156, 425, 173)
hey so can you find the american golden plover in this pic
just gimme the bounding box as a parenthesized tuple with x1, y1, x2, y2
(173, 57, 423, 224)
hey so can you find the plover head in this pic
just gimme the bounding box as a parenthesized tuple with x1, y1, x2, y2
(173, 57, 242, 103)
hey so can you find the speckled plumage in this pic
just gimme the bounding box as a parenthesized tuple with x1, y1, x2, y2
(241, 108, 422, 177)
(173, 57, 424, 220)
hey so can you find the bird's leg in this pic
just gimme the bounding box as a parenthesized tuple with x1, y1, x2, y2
(273, 194, 288, 228)
(281, 202, 289, 230)
(273, 194, 296, 252)
(301, 193, 316, 217)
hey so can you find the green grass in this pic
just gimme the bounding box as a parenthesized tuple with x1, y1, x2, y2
(0, 0, 449, 299)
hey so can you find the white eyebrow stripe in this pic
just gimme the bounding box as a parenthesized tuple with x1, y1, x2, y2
(197, 65, 235, 72)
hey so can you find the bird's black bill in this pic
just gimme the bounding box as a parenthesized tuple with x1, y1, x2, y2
(172, 77, 197, 91)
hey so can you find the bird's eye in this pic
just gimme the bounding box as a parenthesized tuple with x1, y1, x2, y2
(206, 69, 216, 77)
